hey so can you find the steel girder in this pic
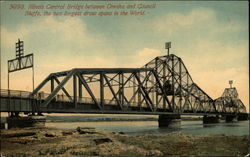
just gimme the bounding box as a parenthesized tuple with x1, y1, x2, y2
(29, 68, 168, 112)
(28, 55, 246, 114)
(214, 88, 246, 113)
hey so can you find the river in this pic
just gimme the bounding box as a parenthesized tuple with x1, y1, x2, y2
(1, 113, 248, 136)
(46, 120, 249, 136)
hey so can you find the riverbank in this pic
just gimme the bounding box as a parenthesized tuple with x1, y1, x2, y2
(1, 126, 249, 156)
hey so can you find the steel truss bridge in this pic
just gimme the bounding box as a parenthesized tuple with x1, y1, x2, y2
(0, 54, 247, 117)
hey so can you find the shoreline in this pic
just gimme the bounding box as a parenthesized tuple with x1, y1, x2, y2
(1, 126, 249, 156)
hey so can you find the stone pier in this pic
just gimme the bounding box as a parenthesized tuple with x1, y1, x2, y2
(158, 114, 181, 127)
(237, 113, 249, 121)
(203, 115, 220, 124)
(225, 115, 237, 122)
(6, 115, 46, 129)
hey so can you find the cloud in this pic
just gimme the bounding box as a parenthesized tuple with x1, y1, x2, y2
(181, 40, 248, 71)
(1, 16, 98, 50)
(40, 17, 88, 43)
(123, 48, 163, 68)
(153, 8, 244, 36)
(155, 8, 215, 31)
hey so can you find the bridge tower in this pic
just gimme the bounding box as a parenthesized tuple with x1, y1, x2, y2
(158, 42, 181, 127)
(214, 80, 248, 122)
(143, 42, 215, 126)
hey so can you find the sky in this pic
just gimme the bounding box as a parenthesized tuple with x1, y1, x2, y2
(0, 1, 249, 112)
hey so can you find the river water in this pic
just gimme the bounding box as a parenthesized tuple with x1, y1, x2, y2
(46, 120, 249, 136)
(1, 113, 248, 136)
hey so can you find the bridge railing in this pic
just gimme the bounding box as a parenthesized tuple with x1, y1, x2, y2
(0, 89, 52, 100)
(0, 89, 32, 99)
(1, 89, 183, 111)
(1, 89, 147, 108)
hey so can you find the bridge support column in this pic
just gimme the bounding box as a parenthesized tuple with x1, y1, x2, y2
(6, 114, 46, 129)
(237, 113, 249, 121)
(158, 114, 181, 127)
(225, 115, 237, 122)
(203, 115, 219, 124)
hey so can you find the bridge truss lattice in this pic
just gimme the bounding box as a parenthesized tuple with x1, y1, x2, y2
(27, 54, 246, 114)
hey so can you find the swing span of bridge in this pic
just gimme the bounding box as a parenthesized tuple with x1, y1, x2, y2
(0, 54, 247, 117)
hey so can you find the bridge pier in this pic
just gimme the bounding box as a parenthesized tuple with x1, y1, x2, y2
(6, 113, 46, 129)
(225, 115, 237, 122)
(237, 113, 249, 121)
(158, 114, 181, 127)
(203, 115, 220, 124)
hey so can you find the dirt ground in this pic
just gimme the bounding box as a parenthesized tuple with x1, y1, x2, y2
(0, 127, 249, 157)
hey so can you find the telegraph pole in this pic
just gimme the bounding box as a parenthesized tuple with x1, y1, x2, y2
(7, 39, 34, 92)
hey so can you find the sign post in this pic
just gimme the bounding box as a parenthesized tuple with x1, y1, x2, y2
(165, 42, 171, 56)
(229, 80, 233, 88)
